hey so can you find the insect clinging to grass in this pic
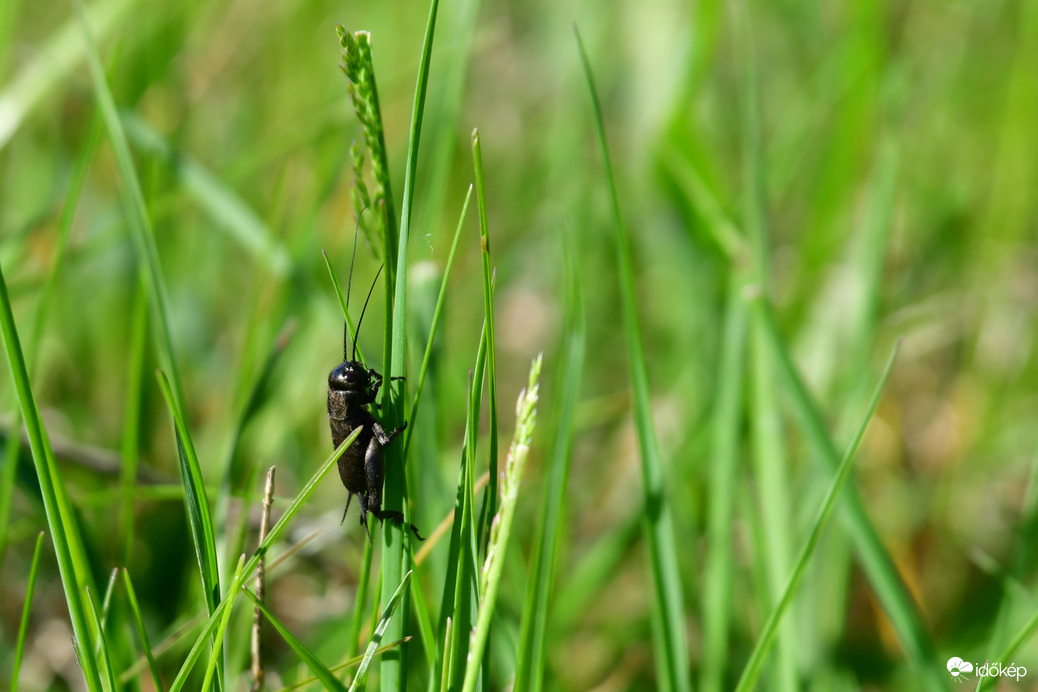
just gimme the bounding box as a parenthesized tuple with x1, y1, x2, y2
(327, 222, 424, 545)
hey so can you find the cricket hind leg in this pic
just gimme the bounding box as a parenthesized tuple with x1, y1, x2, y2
(371, 508, 426, 541)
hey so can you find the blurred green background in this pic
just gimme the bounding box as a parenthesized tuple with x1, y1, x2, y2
(1, 0, 1036, 689)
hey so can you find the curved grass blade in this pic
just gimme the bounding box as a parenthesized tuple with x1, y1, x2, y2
(243, 589, 348, 692)
(156, 371, 221, 623)
(735, 340, 901, 692)
(120, 112, 292, 277)
(471, 130, 499, 553)
(273, 638, 411, 692)
(0, 0, 132, 151)
(0, 252, 102, 692)
(348, 571, 414, 692)
(0, 109, 100, 568)
(753, 293, 941, 686)
(575, 28, 691, 692)
(74, 0, 186, 408)
(462, 358, 541, 692)
(122, 569, 164, 692)
(85, 586, 119, 692)
(11, 531, 45, 692)
(239, 427, 362, 580)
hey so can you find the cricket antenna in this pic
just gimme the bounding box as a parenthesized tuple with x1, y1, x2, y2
(344, 206, 367, 360)
(353, 264, 383, 362)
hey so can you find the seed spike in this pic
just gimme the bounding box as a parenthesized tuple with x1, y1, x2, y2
(354, 264, 383, 362)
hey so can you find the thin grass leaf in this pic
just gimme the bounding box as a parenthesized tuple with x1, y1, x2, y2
(404, 542, 436, 669)
(0, 249, 102, 692)
(731, 5, 798, 683)
(85, 586, 119, 692)
(402, 184, 473, 458)
(976, 603, 1038, 692)
(432, 329, 486, 692)
(0, 109, 99, 567)
(753, 294, 942, 687)
(240, 427, 362, 581)
(514, 229, 585, 692)
(471, 130, 499, 554)
(244, 589, 348, 692)
(0, 0, 131, 150)
(201, 554, 246, 692)
(346, 540, 374, 661)
(575, 28, 691, 692)
(121, 112, 292, 277)
(381, 1, 442, 690)
(118, 284, 148, 566)
(735, 340, 901, 692)
(11, 531, 45, 692)
(699, 276, 748, 692)
(74, 0, 186, 408)
(274, 638, 411, 692)
(156, 370, 221, 622)
(348, 570, 414, 692)
(122, 569, 164, 692)
(463, 357, 541, 692)
(166, 588, 238, 692)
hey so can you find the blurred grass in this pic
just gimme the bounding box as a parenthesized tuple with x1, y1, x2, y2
(2, 1, 1038, 691)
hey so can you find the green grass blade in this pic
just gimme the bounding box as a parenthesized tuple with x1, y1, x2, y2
(514, 230, 585, 692)
(749, 322, 797, 691)
(976, 603, 1038, 692)
(118, 284, 148, 566)
(0, 109, 99, 568)
(122, 569, 164, 692)
(156, 370, 221, 618)
(166, 591, 237, 692)
(274, 639, 411, 692)
(0, 0, 131, 151)
(0, 250, 102, 692)
(462, 357, 541, 692)
(735, 340, 901, 692)
(120, 112, 292, 277)
(348, 570, 414, 692)
(11, 531, 45, 692)
(699, 278, 748, 692)
(575, 29, 691, 692)
(402, 184, 473, 458)
(382, 0, 441, 690)
(201, 554, 246, 692)
(753, 294, 942, 685)
(432, 327, 487, 692)
(85, 586, 119, 692)
(346, 540, 374, 661)
(74, 0, 186, 409)
(240, 428, 362, 581)
(244, 588, 348, 692)
(471, 129, 499, 553)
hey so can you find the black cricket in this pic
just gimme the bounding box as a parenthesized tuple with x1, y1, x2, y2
(328, 246, 423, 545)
